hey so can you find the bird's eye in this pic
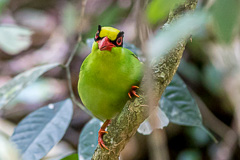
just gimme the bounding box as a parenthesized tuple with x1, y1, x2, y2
(116, 37, 122, 46)
(95, 31, 99, 40)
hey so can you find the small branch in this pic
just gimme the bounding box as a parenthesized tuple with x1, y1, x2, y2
(64, 0, 91, 115)
(92, 0, 198, 159)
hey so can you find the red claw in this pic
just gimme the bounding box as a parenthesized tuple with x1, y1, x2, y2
(128, 86, 140, 99)
(98, 119, 111, 150)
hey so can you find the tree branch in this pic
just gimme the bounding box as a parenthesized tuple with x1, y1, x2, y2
(92, 0, 198, 159)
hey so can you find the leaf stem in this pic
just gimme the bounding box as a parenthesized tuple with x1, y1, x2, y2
(200, 125, 218, 143)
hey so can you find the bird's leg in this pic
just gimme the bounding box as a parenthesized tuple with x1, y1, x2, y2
(98, 119, 111, 150)
(128, 86, 140, 99)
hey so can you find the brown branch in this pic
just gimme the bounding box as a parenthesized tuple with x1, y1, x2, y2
(92, 0, 198, 159)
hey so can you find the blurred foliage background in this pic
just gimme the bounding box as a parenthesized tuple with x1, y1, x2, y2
(0, 0, 240, 159)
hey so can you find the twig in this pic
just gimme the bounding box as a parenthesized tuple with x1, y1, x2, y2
(92, 0, 198, 159)
(64, 0, 92, 115)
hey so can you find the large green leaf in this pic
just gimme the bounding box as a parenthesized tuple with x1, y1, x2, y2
(211, 0, 239, 43)
(0, 63, 59, 109)
(11, 99, 73, 160)
(0, 25, 33, 55)
(160, 74, 202, 126)
(61, 153, 78, 160)
(160, 74, 217, 142)
(78, 118, 102, 160)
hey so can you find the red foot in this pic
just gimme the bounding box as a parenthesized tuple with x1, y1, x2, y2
(98, 119, 111, 150)
(128, 86, 140, 99)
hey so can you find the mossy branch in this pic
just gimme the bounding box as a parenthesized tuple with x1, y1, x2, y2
(92, 0, 198, 159)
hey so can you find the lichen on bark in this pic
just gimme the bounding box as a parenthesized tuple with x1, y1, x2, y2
(92, 0, 198, 159)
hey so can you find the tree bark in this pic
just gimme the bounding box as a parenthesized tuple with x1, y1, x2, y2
(92, 0, 198, 159)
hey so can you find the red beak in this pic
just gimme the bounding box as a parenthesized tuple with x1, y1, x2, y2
(97, 37, 115, 51)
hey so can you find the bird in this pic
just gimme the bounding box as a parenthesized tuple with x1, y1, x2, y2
(78, 25, 143, 150)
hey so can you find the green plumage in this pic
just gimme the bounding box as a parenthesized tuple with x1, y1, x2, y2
(78, 39, 143, 121)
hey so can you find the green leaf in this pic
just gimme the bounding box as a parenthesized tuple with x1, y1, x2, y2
(0, 25, 33, 55)
(160, 74, 217, 142)
(160, 74, 202, 127)
(61, 153, 78, 160)
(78, 118, 102, 160)
(146, 0, 185, 24)
(148, 11, 207, 59)
(211, 0, 239, 43)
(0, 63, 59, 109)
(11, 99, 73, 160)
(0, 133, 21, 160)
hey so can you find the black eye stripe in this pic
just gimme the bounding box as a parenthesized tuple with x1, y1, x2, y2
(112, 37, 123, 47)
(94, 36, 102, 41)
(95, 32, 99, 37)
(94, 32, 102, 41)
(94, 31, 124, 47)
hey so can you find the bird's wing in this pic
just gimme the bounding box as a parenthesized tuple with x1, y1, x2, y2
(131, 52, 140, 61)
(125, 48, 140, 61)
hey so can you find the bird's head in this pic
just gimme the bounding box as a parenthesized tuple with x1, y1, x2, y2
(94, 25, 124, 52)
